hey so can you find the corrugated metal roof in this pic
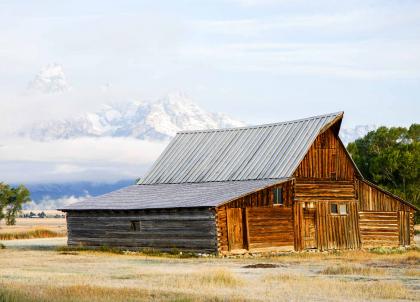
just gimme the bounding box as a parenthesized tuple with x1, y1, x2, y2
(60, 179, 287, 211)
(140, 112, 343, 184)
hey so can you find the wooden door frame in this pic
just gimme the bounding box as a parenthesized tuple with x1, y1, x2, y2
(303, 207, 317, 250)
(226, 208, 247, 251)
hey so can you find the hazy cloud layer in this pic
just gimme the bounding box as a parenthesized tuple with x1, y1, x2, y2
(0, 137, 166, 183)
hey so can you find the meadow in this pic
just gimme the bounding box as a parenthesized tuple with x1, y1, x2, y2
(0, 219, 419, 301)
(0, 218, 66, 240)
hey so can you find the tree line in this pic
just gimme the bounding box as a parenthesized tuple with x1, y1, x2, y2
(0, 183, 31, 225)
(347, 124, 419, 220)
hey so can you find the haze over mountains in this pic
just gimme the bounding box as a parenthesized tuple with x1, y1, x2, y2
(20, 92, 373, 145)
(21, 92, 245, 141)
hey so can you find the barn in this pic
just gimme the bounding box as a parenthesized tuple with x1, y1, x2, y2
(60, 112, 418, 254)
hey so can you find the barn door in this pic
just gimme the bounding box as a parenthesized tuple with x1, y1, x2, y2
(227, 208, 245, 250)
(399, 211, 410, 246)
(303, 209, 317, 249)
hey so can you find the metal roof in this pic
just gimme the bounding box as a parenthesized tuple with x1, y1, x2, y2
(59, 179, 288, 211)
(139, 112, 343, 184)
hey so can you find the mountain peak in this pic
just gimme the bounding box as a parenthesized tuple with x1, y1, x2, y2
(28, 63, 71, 94)
(22, 94, 245, 141)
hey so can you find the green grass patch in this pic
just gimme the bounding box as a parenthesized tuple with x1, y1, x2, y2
(56, 245, 201, 258)
(0, 243, 5, 249)
(0, 229, 63, 240)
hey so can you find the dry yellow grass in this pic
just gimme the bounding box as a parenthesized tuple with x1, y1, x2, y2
(0, 218, 66, 234)
(0, 245, 419, 302)
(320, 264, 387, 276)
(0, 228, 64, 240)
(403, 269, 420, 277)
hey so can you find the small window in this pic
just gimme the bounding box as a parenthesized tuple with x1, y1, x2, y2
(331, 204, 347, 215)
(273, 188, 283, 205)
(339, 204, 347, 215)
(331, 203, 338, 214)
(130, 220, 141, 231)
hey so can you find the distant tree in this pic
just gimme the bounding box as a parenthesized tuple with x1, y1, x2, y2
(0, 183, 31, 225)
(38, 211, 46, 218)
(347, 124, 419, 220)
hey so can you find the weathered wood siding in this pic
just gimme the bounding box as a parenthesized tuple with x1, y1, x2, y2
(66, 208, 218, 253)
(293, 201, 360, 251)
(357, 180, 415, 247)
(216, 181, 294, 254)
(294, 128, 356, 181)
(357, 180, 413, 211)
(295, 181, 356, 202)
(359, 212, 399, 247)
(247, 207, 294, 250)
(292, 128, 361, 251)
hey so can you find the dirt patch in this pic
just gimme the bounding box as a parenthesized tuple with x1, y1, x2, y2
(243, 263, 280, 268)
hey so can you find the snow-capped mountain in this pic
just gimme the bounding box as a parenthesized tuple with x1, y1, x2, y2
(28, 63, 71, 94)
(339, 125, 377, 146)
(22, 92, 245, 141)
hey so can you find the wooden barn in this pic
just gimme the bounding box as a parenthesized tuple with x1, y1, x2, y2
(60, 112, 418, 254)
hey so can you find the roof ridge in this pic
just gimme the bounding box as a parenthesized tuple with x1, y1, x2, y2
(176, 111, 343, 135)
(137, 178, 288, 186)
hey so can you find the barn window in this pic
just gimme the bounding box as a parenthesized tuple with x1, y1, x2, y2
(330, 204, 347, 215)
(339, 204, 347, 215)
(273, 187, 283, 205)
(130, 220, 141, 231)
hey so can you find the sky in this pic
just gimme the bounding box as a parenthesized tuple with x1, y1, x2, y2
(0, 0, 419, 184)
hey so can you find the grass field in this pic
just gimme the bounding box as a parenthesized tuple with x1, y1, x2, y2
(0, 219, 419, 301)
(0, 238, 419, 301)
(0, 218, 66, 239)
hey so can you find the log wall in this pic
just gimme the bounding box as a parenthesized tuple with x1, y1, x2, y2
(216, 180, 294, 254)
(357, 180, 415, 247)
(66, 208, 218, 253)
(359, 211, 399, 247)
(247, 207, 294, 250)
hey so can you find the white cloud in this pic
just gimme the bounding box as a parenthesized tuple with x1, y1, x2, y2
(24, 195, 88, 210)
(0, 137, 167, 183)
(0, 137, 166, 163)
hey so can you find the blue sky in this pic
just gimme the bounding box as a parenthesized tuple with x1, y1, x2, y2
(1, 0, 419, 128)
(0, 0, 419, 183)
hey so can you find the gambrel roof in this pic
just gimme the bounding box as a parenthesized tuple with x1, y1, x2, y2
(139, 112, 344, 184)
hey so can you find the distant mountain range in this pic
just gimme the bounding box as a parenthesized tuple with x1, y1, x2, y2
(21, 92, 245, 141)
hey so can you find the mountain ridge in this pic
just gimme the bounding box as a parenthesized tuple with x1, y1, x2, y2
(21, 92, 245, 141)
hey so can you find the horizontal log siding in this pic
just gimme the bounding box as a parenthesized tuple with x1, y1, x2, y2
(216, 180, 294, 254)
(247, 207, 294, 249)
(359, 211, 399, 247)
(294, 128, 355, 181)
(295, 181, 356, 202)
(66, 208, 218, 253)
